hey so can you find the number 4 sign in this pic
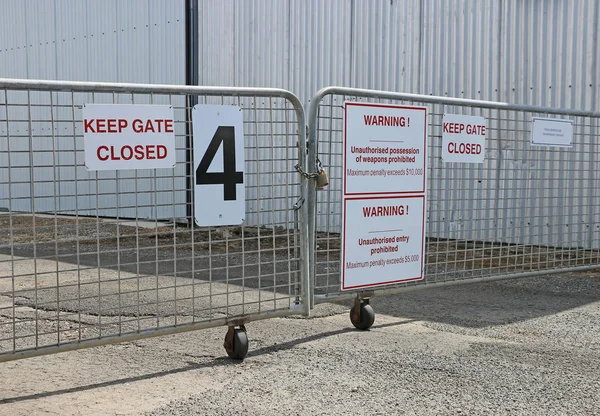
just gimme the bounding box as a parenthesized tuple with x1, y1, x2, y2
(192, 105, 245, 226)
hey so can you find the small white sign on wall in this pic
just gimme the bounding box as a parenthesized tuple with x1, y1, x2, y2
(531, 118, 573, 148)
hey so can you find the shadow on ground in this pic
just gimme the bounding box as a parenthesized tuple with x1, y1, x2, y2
(4, 244, 600, 329)
(0, 319, 412, 404)
(332, 271, 600, 328)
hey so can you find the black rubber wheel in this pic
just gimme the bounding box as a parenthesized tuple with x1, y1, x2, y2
(225, 328, 249, 360)
(350, 303, 375, 330)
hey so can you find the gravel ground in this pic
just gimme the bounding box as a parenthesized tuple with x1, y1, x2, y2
(0, 271, 599, 415)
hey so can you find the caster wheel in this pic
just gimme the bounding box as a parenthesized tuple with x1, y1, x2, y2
(350, 303, 375, 330)
(224, 327, 249, 360)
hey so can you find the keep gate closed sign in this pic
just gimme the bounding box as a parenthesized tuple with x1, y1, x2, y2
(441, 114, 486, 163)
(83, 104, 176, 171)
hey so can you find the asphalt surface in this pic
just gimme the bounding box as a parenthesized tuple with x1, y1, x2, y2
(0, 271, 599, 415)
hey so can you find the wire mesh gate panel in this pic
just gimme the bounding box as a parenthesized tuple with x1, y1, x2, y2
(0, 79, 309, 362)
(307, 87, 600, 303)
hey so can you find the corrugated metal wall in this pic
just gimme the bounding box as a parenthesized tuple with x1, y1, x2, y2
(195, 0, 599, 109)
(2, 0, 600, 243)
(194, 0, 600, 245)
(0, 0, 184, 83)
(0, 0, 185, 218)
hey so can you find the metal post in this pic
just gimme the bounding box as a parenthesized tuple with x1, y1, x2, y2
(185, 0, 199, 224)
(307, 96, 321, 310)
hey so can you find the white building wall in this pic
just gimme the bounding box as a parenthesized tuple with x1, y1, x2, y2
(2, 0, 600, 247)
(0, 0, 185, 219)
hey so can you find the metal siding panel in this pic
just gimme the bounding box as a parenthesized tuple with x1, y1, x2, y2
(502, 0, 598, 108)
(422, 0, 501, 100)
(148, 1, 186, 219)
(0, 0, 186, 219)
(234, 0, 289, 88)
(192, 0, 600, 245)
(0, 0, 184, 93)
(288, 0, 352, 229)
(53, 2, 93, 211)
(148, 0, 185, 85)
(114, 0, 152, 83)
(289, 0, 352, 107)
(55, 0, 89, 81)
(1, 1, 597, 108)
(84, 0, 119, 82)
(499, 0, 600, 248)
(231, 0, 291, 225)
(351, 0, 421, 94)
(23, 0, 57, 80)
(3, 0, 600, 241)
(0, 1, 29, 78)
(198, 0, 235, 85)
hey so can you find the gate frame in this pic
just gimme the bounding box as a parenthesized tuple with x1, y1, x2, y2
(0, 77, 310, 362)
(307, 86, 600, 307)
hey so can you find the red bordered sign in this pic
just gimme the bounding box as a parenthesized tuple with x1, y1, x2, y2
(341, 195, 426, 290)
(343, 102, 427, 196)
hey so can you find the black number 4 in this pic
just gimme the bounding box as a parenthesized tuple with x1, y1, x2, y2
(195, 126, 243, 201)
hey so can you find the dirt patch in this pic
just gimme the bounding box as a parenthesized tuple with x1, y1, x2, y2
(0, 214, 298, 254)
(4, 214, 600, 273)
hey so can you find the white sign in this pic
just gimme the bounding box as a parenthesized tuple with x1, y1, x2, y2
(442, 114, 486, 163)
(193, 105, 245, 226)
(83, 104, 176, 171)
(344, 102, 427, 195)
(531, 117, 573, 148)
(341, 195, 426, 290)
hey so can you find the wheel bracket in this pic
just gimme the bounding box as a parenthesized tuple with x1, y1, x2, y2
(223, 324, 247, 353)
(352, 297, 362, 324)
(352, 293, 373, 324)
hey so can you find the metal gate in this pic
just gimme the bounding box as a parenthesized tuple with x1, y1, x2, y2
(4, 80, 600, 361)
(0, 78, 309, 362)
(307, 86, 600, 313)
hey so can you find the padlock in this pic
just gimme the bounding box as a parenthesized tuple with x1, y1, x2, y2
(316, 167, 329, 190)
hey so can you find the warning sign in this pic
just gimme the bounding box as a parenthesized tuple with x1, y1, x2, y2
(341, 101, 428, 291)
(442, 114, 486, 163)
(344, 102, 427, 195)
(83, 104, 176, 171)
(341, 195, 425, 290)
